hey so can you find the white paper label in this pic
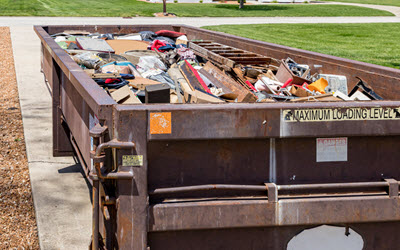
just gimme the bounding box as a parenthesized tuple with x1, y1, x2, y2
(316, 137, 347, 162)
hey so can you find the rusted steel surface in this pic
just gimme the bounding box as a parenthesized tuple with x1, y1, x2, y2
(36, 24, 400, 249)
(149, 221, 400, 250)
(149, 196, 400, 231)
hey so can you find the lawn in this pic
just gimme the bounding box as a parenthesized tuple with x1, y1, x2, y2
(203, 23, 400, 68)
(0, 0, 393, 17)
(320, 0, 400, 7)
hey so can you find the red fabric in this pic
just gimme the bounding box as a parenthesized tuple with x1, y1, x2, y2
(155, 30, 185, 38)
(150, 40, 166, 51)
(105, 78, 121, 84)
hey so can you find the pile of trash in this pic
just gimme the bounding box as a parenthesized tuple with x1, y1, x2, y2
(52, 29, 383, 104)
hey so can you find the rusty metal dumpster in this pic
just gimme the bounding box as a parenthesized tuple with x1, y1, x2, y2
(35, 24, 400, 250)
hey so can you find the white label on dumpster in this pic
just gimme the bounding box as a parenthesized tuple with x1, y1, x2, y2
(282, 107, 400, 122)
(316, 137, 347, 162)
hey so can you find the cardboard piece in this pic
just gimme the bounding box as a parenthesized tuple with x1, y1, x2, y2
(106, 40, 150, 55)
(185, 89, 224, 104)
(128, 77, 162, 90)
(290, 85, 312, 97)
(110, 85, 141, 104)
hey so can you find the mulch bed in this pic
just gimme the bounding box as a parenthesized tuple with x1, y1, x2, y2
(0, 27, 39, 249)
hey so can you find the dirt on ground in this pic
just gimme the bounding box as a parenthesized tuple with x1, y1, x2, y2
(0, 27, 39, 249)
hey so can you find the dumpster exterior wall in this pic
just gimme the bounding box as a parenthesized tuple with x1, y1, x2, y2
(35, 25, 400, 250)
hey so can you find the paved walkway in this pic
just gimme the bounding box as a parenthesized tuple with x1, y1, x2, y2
(0, 15, 400, 27)
(322, 1, 400, 17)
(3, 6, 400, 249)
(10, 25, 92, 250)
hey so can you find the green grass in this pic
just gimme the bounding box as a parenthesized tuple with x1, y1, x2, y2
(203, 23, 400, 68)
(320, 0, 400, 7)
(0, 0, 393, 17)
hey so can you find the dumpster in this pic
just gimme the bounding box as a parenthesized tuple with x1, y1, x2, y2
(35, 24, 400, 250)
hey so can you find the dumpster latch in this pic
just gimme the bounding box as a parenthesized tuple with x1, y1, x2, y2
(384, 179, 399, 198)
(265, 183, 278, 203)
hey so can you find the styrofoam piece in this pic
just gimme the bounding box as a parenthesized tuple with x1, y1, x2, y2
(350, 91, 371, 101)
(333, 91, 352, 101)
(318, 74, 348, 94)
(116, 34, 142, 41)
(176, 35, 188, 41)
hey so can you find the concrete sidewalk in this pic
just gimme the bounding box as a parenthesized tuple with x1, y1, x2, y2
(322, 1, 400, 17)
(10, 26, 92, 249)
(1, 16, 400, 27)
(6, 14, 400, 249)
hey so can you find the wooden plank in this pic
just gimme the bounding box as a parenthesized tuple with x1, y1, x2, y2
(168, 67, 195, 101)
(189, 42, 236, 68)
(198, 68, 237, 100)
(212, 50, 245, 54)
(185, 89, 225, 104)
(229, 57, 272, 64)
(128, 77, 162, 90)
(219, 53, 258, 57)
(203, 62, 256, 102)
(179, 60, 206, 92)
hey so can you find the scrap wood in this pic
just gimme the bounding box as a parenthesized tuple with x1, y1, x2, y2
(185, 89, 225, 104)
(179, 60, 212, 94)
(128, 77, 161, 90)
(110, 85, 141, 104)
(87, 72, 120, 79)
(168, 67, 196, 103)
(290, 93, 340, 102)
(198, 68, 237, 100)
(203, 61, 256, 102)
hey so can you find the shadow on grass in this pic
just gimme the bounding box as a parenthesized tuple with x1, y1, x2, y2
(387, 62, 400, 69)
(214, 4, 289, 11)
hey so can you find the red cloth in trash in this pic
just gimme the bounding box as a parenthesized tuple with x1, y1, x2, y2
(105, 78, 121, 84)
(155, 30, 185, 38)
(150, 40, 167, 51)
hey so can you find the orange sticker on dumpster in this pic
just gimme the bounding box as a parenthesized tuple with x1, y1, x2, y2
(150, 112, 172, 134)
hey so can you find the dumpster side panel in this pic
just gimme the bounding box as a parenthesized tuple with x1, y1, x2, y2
(148, 221, 400, 250)
(60, 71, 92, 167)
(275, 136, 400, 184)
(147, 139, 270, 190)
(114, 109, 149, 250)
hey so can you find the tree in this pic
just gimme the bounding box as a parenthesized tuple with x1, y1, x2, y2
(163, 0, 167, 15)
(239, 0, 244, 9)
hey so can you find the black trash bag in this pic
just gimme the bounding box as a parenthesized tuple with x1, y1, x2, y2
(155, 36, 176, 45)
(139, 31, 157, 42)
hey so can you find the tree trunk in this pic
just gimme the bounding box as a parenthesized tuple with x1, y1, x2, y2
(163, 0, 167, 15)
(239, 0, 244, 9)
